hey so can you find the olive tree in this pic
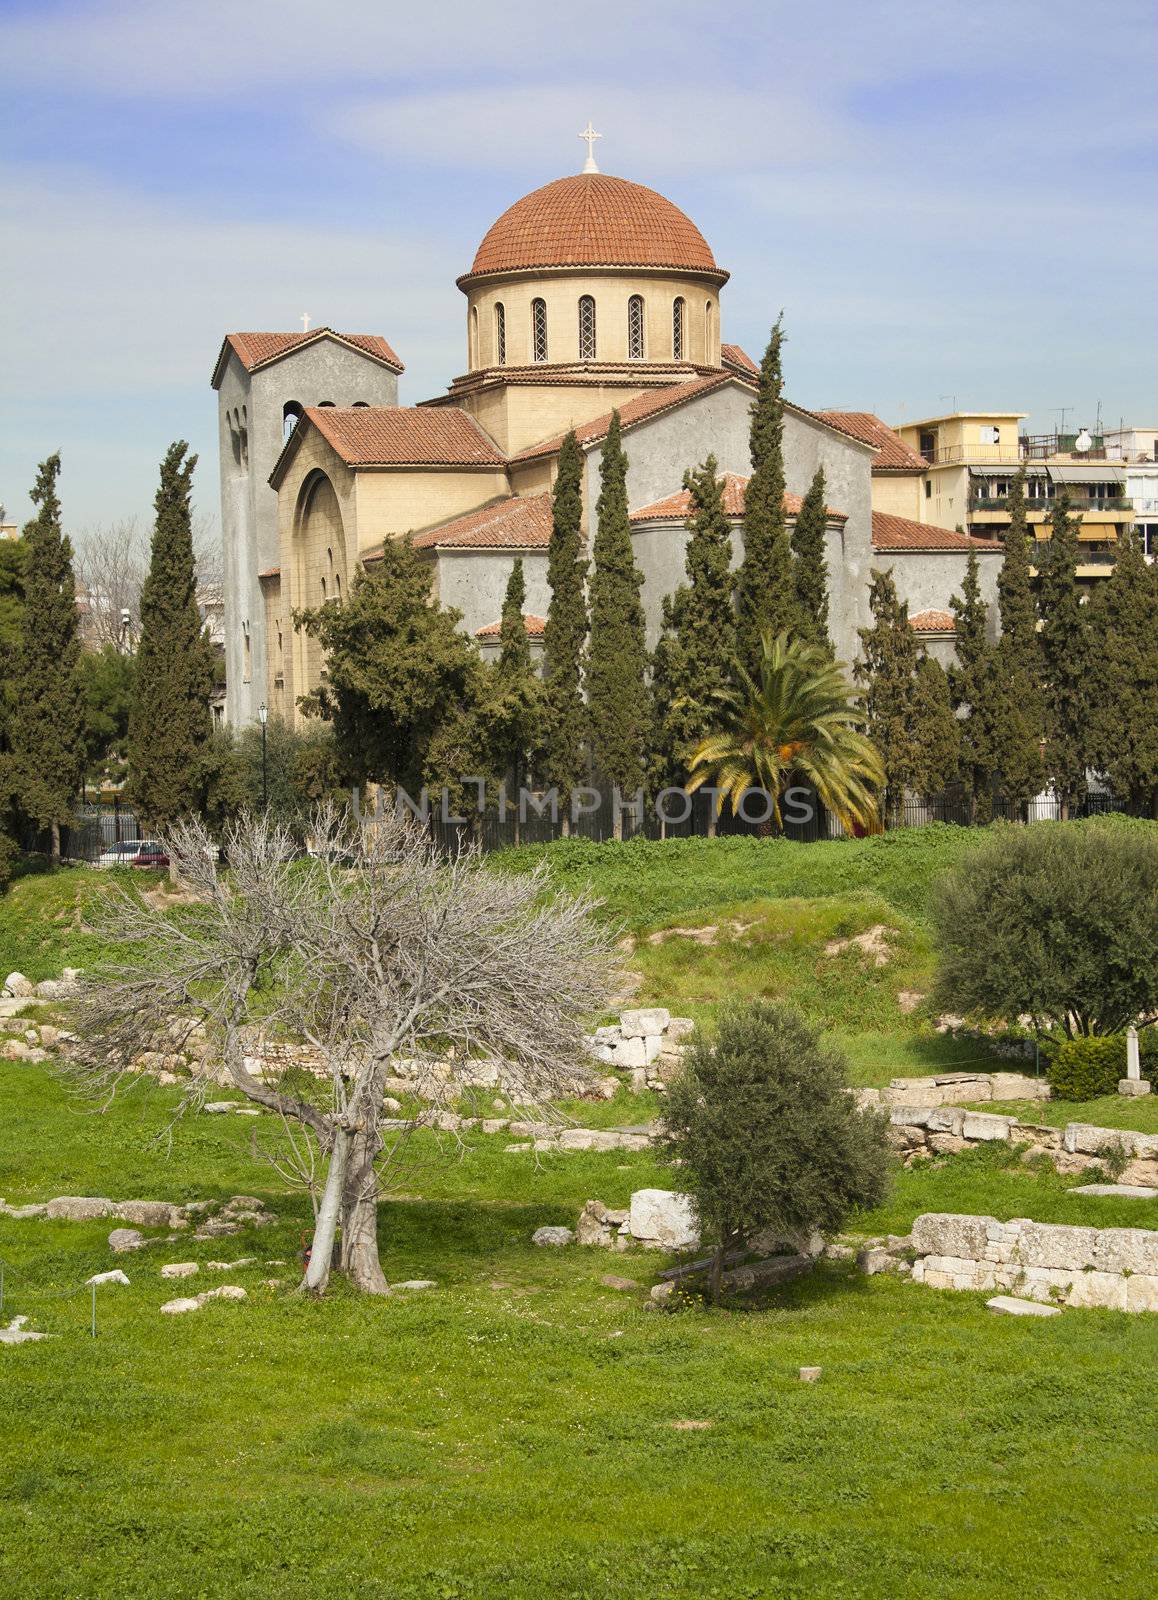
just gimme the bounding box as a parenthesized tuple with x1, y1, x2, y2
(659, 1000, 890, 1303)
(931, 819, 1158, 1037)
(66, 807, 617, 1295)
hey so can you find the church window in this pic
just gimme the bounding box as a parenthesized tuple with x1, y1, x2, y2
(494, 302, 506, 365)
(531, 298, 548, 362)
(672, 297, 685, 361)
(578, 295, 596, 360)
(352, 400, 369, 408)
(470, 306, 479, 367)
(318, 400, 335, 408)
(705, 299, 714, 354)
(628, 295, 645, 360)
(283, 401, 304, 440)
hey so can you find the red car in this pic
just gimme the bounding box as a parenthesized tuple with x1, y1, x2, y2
(130, 840, 170, 869)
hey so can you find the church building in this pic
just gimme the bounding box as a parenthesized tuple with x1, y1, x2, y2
(213, 136, 999, 727)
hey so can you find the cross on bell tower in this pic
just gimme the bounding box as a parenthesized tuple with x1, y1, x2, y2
(578, 121, 602, 174)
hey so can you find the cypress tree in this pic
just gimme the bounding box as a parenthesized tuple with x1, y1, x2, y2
(1088, 529, 1158, 816)
(790, 464, 832, 652)
(735, 317, 795, 672)
(991, 466, 1045, 813)
(949, 547, 1000, 821)
(493, 558, 543, 840)
(910, 655, 961, 802)
(1039, 490, 1093, 818)
(126, 443, 216, 831)
(541, 429, 588, 829)
(8, 454, 85, 861)
(586, 412, 648, 837)
(854, 567, 921, 824)
(498, 557, 531, 679)
(650, 457, 737, 831)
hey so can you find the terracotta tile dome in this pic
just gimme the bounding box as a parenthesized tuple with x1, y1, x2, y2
(459, 173, 727, 286)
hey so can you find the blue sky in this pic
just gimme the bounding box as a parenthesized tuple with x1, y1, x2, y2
(1, 0, 1156, 535)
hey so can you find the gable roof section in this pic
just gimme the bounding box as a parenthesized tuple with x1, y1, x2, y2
(872, 511, 1001, 552)
(510, 372, 740, 464)
(383, 494, 553, 554)
(814, 411, 928, 473)
(910, 609, 956, 633)
(211, 327, 403, 388)
(476, 613, 547, 638)
(271, 405, 506, 487)
(720, 343, 760, 379)
(630, 472, 846, 524)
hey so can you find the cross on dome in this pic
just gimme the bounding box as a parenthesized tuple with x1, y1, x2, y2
(301, 312, 311, 332)
(578, 121, 602, 174)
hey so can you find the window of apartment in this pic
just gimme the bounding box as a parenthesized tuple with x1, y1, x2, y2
(919, 429, 937, 462)
(531, 298, 548, 362)
(627, 295, 645, 360)
(494, 302, 506, 366)
(578, 295, 596, 360)
(672, 296, 685, 361)
(925, 480, 932, 499)
(978, 425, 1000, 446)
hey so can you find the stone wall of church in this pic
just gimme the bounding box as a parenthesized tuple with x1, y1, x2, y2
(887, 548, 1002, 640)
(354, 467, 511, 544)
(428, 549, 551, 639)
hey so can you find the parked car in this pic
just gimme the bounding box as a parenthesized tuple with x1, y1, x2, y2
(130, 841, 170, 869)
(97, 840, 143, 869)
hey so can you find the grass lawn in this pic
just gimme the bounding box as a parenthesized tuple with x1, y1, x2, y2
(2, 829, 1157, 1597)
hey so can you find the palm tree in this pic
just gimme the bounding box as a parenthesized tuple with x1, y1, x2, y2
(687, 632, 885, 835)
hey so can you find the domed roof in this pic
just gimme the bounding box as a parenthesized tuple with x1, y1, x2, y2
(460, 173, 727, 286)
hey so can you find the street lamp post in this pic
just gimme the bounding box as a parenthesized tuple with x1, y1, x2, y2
(258, 703, 268, 811)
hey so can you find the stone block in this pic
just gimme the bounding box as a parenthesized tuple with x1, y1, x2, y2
(1064, 1123, 1141, 1157)
(531, 1226, 574, 1247)
(989, 1073, 1051, 1101)
(160, 1262, 199, 1279)
(987, 1295, 1062, 1317)
(1118, 1079, 1152, 1098)
(858, 1246, 893, 1276)
(159, 1297, 201, 1315)
(628, 1188, 699, 1250)
(911, 1213, 995, 1260)
(852, 1086, 882, 1110)
(962, 1111, 1017, 1142)
(1125, 1274, 1158, 1313)
(113, 1200, 174, 1228)
(86, 1270, 131, 1288)
(643, 1034, 664, 1064)
(882, 1084, 945, 1109)
(928, 1134, 969, 1156)
(665, 1018, 695, 1043)
(45, 1196, 114, 1221)
(611, 1037, 647, 1069)
(1064, 1271, 1128, 1312)
(619, 1008, 670, 1040)
(1092, 1227, 1158, 1276)
(108, 1228, 145, 1253)
(1072, 1183, 1158, 1199)
(1016, 1222, 1098, 1271)
(3, 973, 34, 997)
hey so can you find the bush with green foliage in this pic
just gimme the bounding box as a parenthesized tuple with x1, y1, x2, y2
(659, 999, 890, 1301)
(932, 817, 1158, 1036)
(1048, 1032, 1158, 1100)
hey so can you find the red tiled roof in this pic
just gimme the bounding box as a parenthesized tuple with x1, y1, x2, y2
(721, 343, 760, 379)
(462, 173, 726, 285)
(511, 373, 736, 464)
(630, 472, 846, 523)
(409, 494, 553, 551)
(872, 511, 1002, 552)
(814, 411, 928, 472)
(212, 328, 403, 386)
(910, 609, 957, 633)
(476, 613, 547, 638)
(305, 406, 506, 468)
(257, 565, 281, 580)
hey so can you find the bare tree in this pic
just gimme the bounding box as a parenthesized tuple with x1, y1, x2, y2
(65, 807, 617, 1294)
(72, 512, 224, 653)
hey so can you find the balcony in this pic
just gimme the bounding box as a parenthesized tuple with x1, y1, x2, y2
(968, 494, 1133, 516)
(922, 443, 1022, 467)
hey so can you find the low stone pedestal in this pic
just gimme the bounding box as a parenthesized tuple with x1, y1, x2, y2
(1119, 1078, 1152, 1098)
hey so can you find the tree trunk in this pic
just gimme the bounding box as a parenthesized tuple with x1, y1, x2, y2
(338, 1125, 389, 1295)
(302, 1126, 349, 1294)
(709, 1244, 725, 1308)
(50, 820, 60, 864)
(706, 805, 717, 840)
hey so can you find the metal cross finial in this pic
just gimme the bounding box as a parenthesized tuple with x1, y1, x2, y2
(579, 121, 602, 174)
(301, 312, 311, 333)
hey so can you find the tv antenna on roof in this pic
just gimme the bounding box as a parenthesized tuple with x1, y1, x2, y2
(939, 393, 958, 412)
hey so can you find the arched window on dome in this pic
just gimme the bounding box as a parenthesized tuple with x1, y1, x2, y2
(494, 302, 506, 366)
(531, 298, 548, 363)
(704, 299, 715, 358)
(627, 295, 645, 361)
(578, 295, 596, 361)
(672, 297, 685, 362)
(469, 306, 479, 368)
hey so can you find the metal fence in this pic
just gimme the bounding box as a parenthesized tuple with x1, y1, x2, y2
(23, 802, 142, 865)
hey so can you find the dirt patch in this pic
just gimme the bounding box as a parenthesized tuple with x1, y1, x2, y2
(823, 924, 893, 968)
(668, 1419, 714, 1430)
(646, 920, 756, 948)
(897, 990, 926, 1014)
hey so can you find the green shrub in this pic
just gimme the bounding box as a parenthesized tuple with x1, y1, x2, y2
(1048, 1032, 1158, 1100)
(659, 999, 891, 1301)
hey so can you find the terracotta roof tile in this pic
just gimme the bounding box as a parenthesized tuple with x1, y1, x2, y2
(476, 613, 547, 638)
(213, 327, 403, 385)
(462, 173, 725, 285)
(511, 373, 735, 464)
(408, 494, 552, 551)
(814, 411, 928, 472)
(630, 472, 846, 523)
(872, 511, 1001, 552)
(257, 565, 281, 580)
(305, 406, 506, 468)
(720, 343, 760, 378)
(910, 609, 957, 633)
